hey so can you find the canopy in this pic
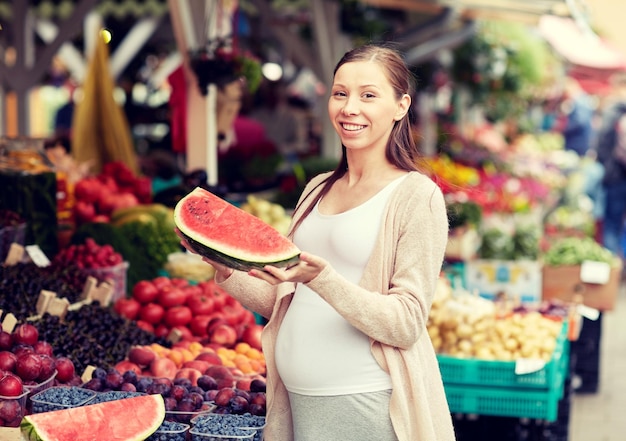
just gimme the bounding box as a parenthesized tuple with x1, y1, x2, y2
(538, 15, 626, 70)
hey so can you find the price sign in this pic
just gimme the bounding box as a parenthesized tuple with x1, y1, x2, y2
(25, 245, 51, 268)
(580, 261, 611, 284)
(515, 358, 546, 375)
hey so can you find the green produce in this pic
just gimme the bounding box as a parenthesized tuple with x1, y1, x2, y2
(543, 237, 616, 266)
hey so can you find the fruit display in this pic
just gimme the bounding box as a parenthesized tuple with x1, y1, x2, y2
(71, 209, 181, 290)
(428, 279, 563, 361)
(35, 302, 170, 374)
(72, 160, 152, 225)
(174, 187, 300, 271)
(113, 276, 261, 345)
(0, 323, 84, 427)
(20, 393, 165, 441)
(240, 194, 292, 236)
(0, 262, 87, 320)
(52, 238, 123, 270)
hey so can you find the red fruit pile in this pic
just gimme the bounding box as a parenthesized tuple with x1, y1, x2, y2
(52, 238, 123, 269)
(73, 160, 152, 225)
(114, 277, 257, 347)
(0, 323, 80, 427)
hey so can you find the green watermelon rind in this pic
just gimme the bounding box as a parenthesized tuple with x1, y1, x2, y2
(20, 393, 165, 441)
(179, 229, 300, 271)
(174, 187, 301, 271)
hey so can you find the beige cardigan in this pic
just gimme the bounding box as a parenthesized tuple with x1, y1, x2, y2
(219, 171, 457, 441)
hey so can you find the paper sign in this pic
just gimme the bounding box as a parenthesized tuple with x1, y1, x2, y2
(4, 243, 24, 266)
(515, 358, 546, 375)
(1, 313, 17, 333)
(36, 290, 56, 316)
(81, 365, 96, 384)
(25, 245, 51, 268)
(578, 304, 601, 321)
(580, 261, 611, 284)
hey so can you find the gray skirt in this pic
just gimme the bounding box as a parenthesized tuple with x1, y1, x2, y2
(288, 390, 398, 441)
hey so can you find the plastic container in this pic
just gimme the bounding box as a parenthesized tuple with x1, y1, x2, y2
(30, 386, 97, 413)
(0, 390, 29, 427)
(83, 261, 129, 302)
(437, 320, 569, 390)
(90, 390, 145, 404)
(190, 414, 266, 441)
(165, 402, 216, 424)
(146, 421, 190, 441)
(24, 370, 57, 397)
(189, 427, 257, 441)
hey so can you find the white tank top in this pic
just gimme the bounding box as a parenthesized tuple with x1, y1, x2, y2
(274, 175, 406, 395)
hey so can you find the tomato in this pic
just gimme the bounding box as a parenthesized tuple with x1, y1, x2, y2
(222, 304, 245, 326)
(152, 276, 172, 291)
(189, 314, 214, 337)
(157, 287, 187, 309)
(186, 293, 215, 316)
(113, 297, 141, 320)
(135, 320, 155, 333)
(132, 281, 159, 304)
(154, 324, 171, 339)
(139, 303, 166, 325)
(164, 305, 193, 327)
(171, 278, 189, 288)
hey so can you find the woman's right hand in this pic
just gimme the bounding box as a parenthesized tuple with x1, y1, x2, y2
(175, 228, 234, 282)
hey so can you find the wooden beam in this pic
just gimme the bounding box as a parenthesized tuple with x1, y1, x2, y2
(109, 16, 163, 80)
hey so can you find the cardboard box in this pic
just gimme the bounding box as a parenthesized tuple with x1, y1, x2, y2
(465, 259, 543, 304)
(542, 261, 622, 311)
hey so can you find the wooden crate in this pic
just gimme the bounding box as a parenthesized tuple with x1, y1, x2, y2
(542, 261, 622, 311)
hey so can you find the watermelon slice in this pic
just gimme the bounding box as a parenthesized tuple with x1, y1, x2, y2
(174, 187, 300, 271)
(20, 394, 165, 441)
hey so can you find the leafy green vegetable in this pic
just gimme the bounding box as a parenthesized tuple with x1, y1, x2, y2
(543, 237, 616, 266)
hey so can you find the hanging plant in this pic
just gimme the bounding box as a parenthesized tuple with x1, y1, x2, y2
(451, 21, 557, 120)
(189, 36, 262, 96)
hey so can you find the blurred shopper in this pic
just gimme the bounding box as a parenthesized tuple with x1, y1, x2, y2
(179, 43, 455, 441)
(559, 77, 595, 156)
(595, 72, 626, 257)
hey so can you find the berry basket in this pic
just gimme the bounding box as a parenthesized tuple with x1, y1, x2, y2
(437, 320, 570, 422)
(189, 427, 257, 441)
(191, 414, 266, 441)
(146, 421, 190, 441)
(0, 391, 29, 427)
(24, 371, 57, 397)
(30, 386, 97, 413)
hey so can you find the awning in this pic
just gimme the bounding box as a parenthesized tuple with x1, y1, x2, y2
(538, 14, 626, 70)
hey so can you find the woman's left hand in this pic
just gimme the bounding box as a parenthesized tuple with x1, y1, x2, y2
(248, 252, 327, 285)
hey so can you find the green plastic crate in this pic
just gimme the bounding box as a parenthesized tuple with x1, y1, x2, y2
(438, 320, 570, 421)
(437, 320, 569, 390)
(444, 382, 564, 421)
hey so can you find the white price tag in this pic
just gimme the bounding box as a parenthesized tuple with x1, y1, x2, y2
(25, 245, 51, 268)
(577, 304, 601, 321)
(580, 260, 611, 284)
(515, 358, 546, 375)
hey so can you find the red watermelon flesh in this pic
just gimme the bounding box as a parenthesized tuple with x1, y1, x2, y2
(174, 187, 300, 271)
(20, 394, 165, 441)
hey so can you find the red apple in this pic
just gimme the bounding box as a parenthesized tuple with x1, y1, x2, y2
(241, 324, 264, 351)
(0, 373, 23, 397)
(37, 355, 56, 382)
(174, 367, 203, 386)
(208, 323, 238, 347)
(12, 324, 39, 347)
(54, 357, 75, 383)
(0, 331, 13, 350)
(0, 352, 17, 373)
(33, 341, 54, 357)
(15, 353, 42, 381)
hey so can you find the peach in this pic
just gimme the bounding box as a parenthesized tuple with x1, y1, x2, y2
(182, 360, 211, 373)
(195, 351, 222, 365)
(174, 367, 203, 386)
(150, 357, 177, 379)
(128, 346, 156, 367)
